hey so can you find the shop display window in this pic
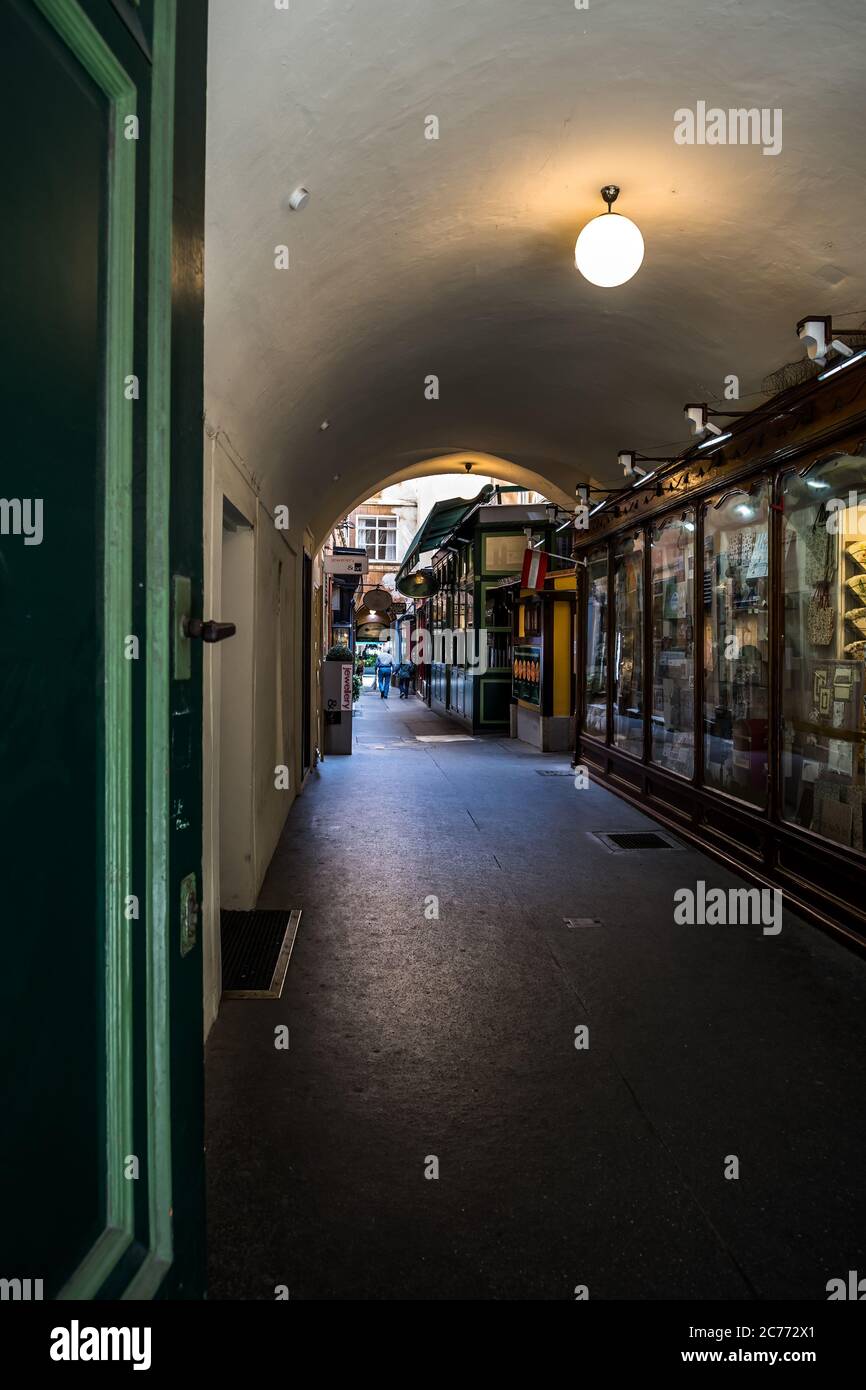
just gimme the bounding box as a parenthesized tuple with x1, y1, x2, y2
(584, 545, 608, 738)
(781, 456, 866, 852)
(702, 485, 770, 806)
(613, 532, 644, 756)
(650, 512, 696, 777)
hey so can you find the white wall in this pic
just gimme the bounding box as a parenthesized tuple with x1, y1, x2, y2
(202, 429, 304, 1037)
(219, 521, 255, 907)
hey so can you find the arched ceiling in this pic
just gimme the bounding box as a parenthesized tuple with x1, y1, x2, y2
(204, 0, 866, 542)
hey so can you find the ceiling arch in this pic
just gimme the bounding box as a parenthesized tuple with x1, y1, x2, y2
(314, 451, 574, 548)
(204, 0, 866, 538)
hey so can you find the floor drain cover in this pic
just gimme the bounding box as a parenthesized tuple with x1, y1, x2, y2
(592, 830, 683, 852)
(536, 769, 574, 776)
(221, 908, 301, 998)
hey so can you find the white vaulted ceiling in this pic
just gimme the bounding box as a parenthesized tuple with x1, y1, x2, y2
(204, 0, 866, 543)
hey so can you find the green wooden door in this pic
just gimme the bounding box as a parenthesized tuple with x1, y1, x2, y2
(0, 0, 207, 1299)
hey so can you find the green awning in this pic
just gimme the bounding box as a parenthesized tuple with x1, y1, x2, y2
(395, 484, 494, 592)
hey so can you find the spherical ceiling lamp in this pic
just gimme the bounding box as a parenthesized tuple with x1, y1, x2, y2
(574, 185, 644, 287)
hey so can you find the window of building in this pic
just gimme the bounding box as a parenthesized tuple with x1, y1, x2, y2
(613, 531, 645, 756)
(358, 514, 397, 562)
(702, 484, 770, 806)
(583, 545, 608, 739)
(781, 456, 866, 851)
(651, 513, 695, 777)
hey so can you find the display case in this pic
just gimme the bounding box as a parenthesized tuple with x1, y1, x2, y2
(651, 511, 695, 778)
(574, 359, 866, 949)
(780, 456, 866, 852)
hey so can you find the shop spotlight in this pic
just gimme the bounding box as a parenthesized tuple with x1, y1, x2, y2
(575, 185, 644, 288)
(619, 451, 641, 478)
(797, 315, 855, 367)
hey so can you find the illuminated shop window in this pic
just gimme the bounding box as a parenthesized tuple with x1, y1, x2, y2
(583, 545, 608, 738)
(781, 456, 866, 851)
(702, 485, 770, 807)
(613, 531, 644, 757)
(651, 512, 695, 778)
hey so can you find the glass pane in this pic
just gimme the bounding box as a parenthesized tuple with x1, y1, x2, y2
(584, 545, 608, 737)
(781, 457, 866, 851)
(651, 513, 695, 777)
(613, 532, 644, 755)
(702, 485, 770, 805)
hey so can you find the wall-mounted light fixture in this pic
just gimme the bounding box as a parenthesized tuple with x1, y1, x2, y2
(684, 402, 749, 438)
(618, 449, 677, 482)
(575, 186, 644, 288)
(797, 315, 858, 367)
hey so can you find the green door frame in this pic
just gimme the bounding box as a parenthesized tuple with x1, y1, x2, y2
(31, 0, 181, 1302)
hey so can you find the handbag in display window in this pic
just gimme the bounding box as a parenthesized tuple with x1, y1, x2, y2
(807, 583, 835, 647)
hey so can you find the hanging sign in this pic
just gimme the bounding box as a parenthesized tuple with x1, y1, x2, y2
(340, 662, 353, 711)
(324, 553, 369, 576)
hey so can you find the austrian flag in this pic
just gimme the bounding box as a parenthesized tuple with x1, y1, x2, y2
(521, 545, 548, 591)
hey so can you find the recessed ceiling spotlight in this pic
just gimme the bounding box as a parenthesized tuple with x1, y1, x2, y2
(320, 420, 330, 431)
(289, 186, 310, 211)
(574, 185, 645, 288)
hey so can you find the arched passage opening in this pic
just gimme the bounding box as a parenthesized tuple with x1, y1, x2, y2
(314, 452, 578, 551)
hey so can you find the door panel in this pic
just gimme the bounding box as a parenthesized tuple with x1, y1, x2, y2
(0, 0, 208, 1300)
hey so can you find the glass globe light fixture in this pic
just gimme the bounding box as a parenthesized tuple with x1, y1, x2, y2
(574, 185, 644, 288)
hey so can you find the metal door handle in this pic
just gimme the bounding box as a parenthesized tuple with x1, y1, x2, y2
(185, 618, 237, 643)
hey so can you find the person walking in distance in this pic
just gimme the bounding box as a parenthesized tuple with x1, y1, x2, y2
(375, 646, 394, 699)
(396, 656, 415, 699)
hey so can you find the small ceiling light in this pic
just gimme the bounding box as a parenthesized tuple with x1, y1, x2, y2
(574, 185, 645, 288)
(736, 504, 754, 518)
(817, 347, 866, 381)
(320, 420, 330, 431)
(289, 186, 310, 211)
(697, 431, 731, 450)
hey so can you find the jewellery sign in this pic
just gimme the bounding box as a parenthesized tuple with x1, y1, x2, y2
(513, 644, 541, 706)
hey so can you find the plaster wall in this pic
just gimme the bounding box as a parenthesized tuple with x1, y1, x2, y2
(202, 431, 302, 1037)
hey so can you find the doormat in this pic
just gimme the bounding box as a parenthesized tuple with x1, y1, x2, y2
(220, 908, 302, 998)
(591, 831, 683, 852)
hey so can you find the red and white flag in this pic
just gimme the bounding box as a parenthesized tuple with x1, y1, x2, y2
(521, 546, 548, 591)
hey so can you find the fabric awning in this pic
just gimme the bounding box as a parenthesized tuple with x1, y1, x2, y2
(395, 484, 494, 591)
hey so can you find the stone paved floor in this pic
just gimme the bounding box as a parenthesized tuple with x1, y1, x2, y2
(205, 686, 866, 1300)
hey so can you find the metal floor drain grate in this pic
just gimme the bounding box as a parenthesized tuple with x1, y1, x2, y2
(221, 908, 302, 998)
(591, 830, 684, 852)
(536, 769, 574, 776)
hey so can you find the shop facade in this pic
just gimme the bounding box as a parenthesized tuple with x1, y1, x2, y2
(423, 500, 573, 735)
(574, 363, 866, 948)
